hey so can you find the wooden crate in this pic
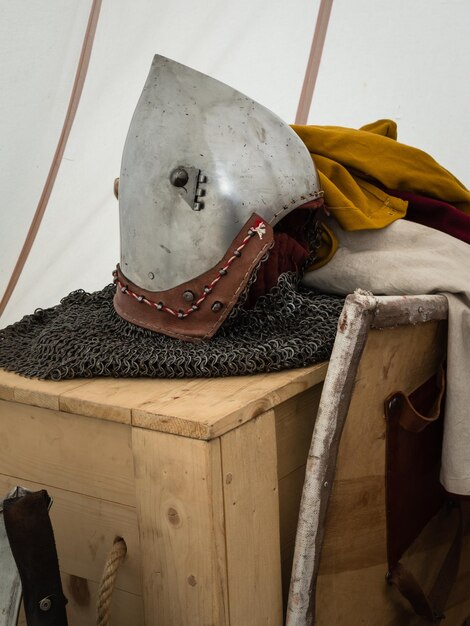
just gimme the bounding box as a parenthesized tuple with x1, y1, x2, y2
(3, 294, 469, 625)
(0, 362, 327, 626)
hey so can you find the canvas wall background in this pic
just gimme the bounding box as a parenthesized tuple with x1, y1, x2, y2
(1, 0, 468, 327)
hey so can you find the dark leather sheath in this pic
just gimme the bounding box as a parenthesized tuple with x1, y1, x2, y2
(3, 489, 68, 626)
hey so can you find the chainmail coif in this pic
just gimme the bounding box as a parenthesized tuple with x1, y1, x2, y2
(0, 272, 344, 380)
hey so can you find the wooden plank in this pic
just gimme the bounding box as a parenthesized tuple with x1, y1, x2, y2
(17, 608, 25, 626)
(275, 383, 323, 480)
(371, 294, 448, 328)
(59, 377, 168, 424)
(316, 505, 470, 626)
(132, 428, 229, 626)
(0, 370, 17, 402)
(279, 467, 306, 563)
(320, 475, 386, 574)
(334, 321, 445, 482)
(133, 362, 328, 440)
(313, 321, 449, 624)
(278, 440, 386, 602)
(0, 369, 89, 411)
(275, 384, 323, 607)
(63, 573, 144, 626)
(316, 561, 412, 626)
(0, 474, 141, 595)
(279, 466, 307, 606)
(0, 400, 135, 506)
(0, 362, 328, 439)
(221, 409, 283, 625)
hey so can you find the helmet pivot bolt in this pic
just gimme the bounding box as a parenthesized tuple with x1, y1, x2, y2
(211, 301, 223, 312)
(170, 167, 189, 188)
(183, 290, 195, 302)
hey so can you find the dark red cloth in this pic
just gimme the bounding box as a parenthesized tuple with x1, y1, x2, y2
(246, 208, 313, 306)
(387, 189, 470, 245)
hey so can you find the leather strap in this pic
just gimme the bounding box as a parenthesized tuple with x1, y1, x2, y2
(3, 490, 68, 626)
(114, 213, 274, 341)
(385, 367, 446, 569)
(385, 366, 464, 623)
(387, 503, 463, 623)
(387, 562, 441, 621)
(392, 367, 445, 433)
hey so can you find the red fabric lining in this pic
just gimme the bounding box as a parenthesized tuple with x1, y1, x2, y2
(246, 208, 314, 306)
(387, 188, 470, 245)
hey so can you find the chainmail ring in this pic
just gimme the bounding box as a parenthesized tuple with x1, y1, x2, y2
(0, 272, 344, 380)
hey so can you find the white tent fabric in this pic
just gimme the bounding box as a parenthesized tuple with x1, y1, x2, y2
(312, 0, 470, 184)
(0, 0, 319, 326)
(1, 0, 469, 327)
(303, 217, 470, 493)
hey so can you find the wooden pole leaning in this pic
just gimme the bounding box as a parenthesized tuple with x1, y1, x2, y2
(286, 292, 449, 626)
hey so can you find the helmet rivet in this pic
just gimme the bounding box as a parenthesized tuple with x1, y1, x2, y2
(183, 290, 194, 302)
(211, 301, 223, 313)
(148, 272, 155, 280)
(170, 167, 189, 188)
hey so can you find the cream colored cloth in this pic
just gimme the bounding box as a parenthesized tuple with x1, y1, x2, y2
(303, 218, 470, 495)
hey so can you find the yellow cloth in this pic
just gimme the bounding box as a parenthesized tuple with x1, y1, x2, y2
(312, 222, 338, 269)
(313, 155, 408, 230)
(292, 119, 470, 269)
(292, 119, 470, 233)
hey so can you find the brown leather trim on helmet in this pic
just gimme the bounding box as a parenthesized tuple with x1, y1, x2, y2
(113, 213, 274, 341)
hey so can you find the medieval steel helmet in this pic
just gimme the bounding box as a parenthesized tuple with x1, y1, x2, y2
(113, 55, 322, 341)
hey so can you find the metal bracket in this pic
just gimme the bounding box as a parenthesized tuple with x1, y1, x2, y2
(172, 167, 207, 211)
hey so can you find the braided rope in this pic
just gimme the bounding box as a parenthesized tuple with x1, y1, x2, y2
(97, 537, 127, 626)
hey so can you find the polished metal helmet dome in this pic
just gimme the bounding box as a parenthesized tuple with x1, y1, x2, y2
(114, 55, 322, 340)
